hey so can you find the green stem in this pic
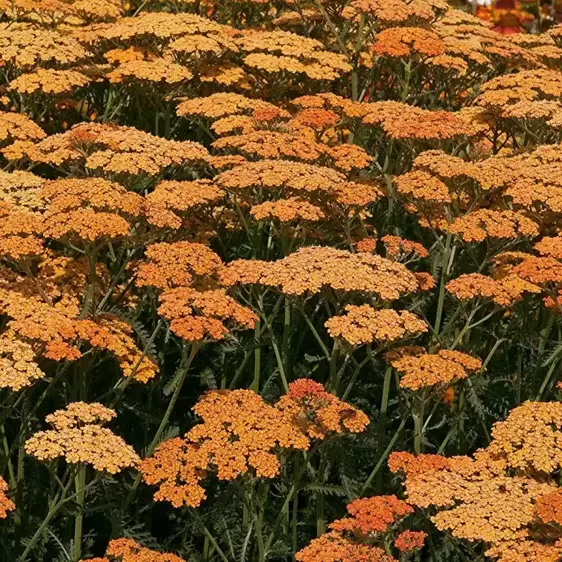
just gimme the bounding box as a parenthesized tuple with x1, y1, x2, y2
(433, 233, 453, 340)
(124, 343, 198, 509)
(413, 394, 426, 455)
(376, 365, 392, 493)
(360, 418, 407, 495)
(72, 465, 86, 561)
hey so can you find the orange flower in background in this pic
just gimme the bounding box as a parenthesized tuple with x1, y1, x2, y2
(25, 402, 139, 473)
(0, 477, 15, 519)
(0, 170, 44, 211)
(250, 198, 325, 223)
(157, 287, 257, 341)
(447, 272, 541, 307)
(16, 122, 209, 178)
(104, 538, 186, 562)
(373, 27, 445, 58)
(276, 379, 369, 439)
(325, 305, 428, 346)
(144, 179, 224, 230)
(135, 241, 223, 290)
(381, 235, 429, 260)
(448, 209, 539, 243)
(221, 246, 419, 300)
(295, 531, 396, 562)
(79, 537, 186, 562)
(388, 347, 482, 391)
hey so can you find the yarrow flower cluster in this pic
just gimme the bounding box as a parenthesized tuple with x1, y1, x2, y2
(140, 383, 368, 508)
(25, 403, 139, 473)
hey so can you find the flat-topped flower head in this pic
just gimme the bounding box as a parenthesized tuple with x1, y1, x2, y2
(221, 246, 419, 301)
(0, 23, 89, 70)
(9, 69, 90, 96)
(342, 0, 448, 26)
(447, 273, 541, 307)
(0, 202, 44, 261)
(0, 111, 46, 153)
(362, 102, 476, 141)
(276, 379, 369, 439)
(0, 334, 45, 391)
(0, 170, 44, 211)
(107, 58, 193, 86)
(135, 241, 223, 290)
(325, 306, 428, 347)
(373, 27, 445, 58)
(177, 93, 285, 121)
(449, 209, 539, 243)
(140, 389, 309, 508)
(250, 198, 324, 223)
(26, 402, 139, 473)
(388, 347, 482, 391)
(487, 401, 562, 474)
(40, 177, 143, 243)
(86, 538, 186, 562)
(144, 179, 224, 230)
(295, 531, 396, 562)
(16, 122, 208, 179)
(157, 287, 257, 342)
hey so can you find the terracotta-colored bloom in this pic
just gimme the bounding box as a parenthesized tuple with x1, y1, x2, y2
(276, 379, 369, 439)
(25, 402, 139, 473)
(325, 305, 428, 346)
(140, 389, 309, 508)
(388, 347, 482, 391)
(157, 287, 257, 341)
(0, 477, 15, 519)
(381, 235, 429, 260)
(135, 242, 223, 290)
(330, 496, 413, 535)
(104, 538, 186, 562)
(535, 490, 562, 526)
(394, 530, 427, 553)
(295, 531, 395, 562)
(373, 27, 445, 58)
